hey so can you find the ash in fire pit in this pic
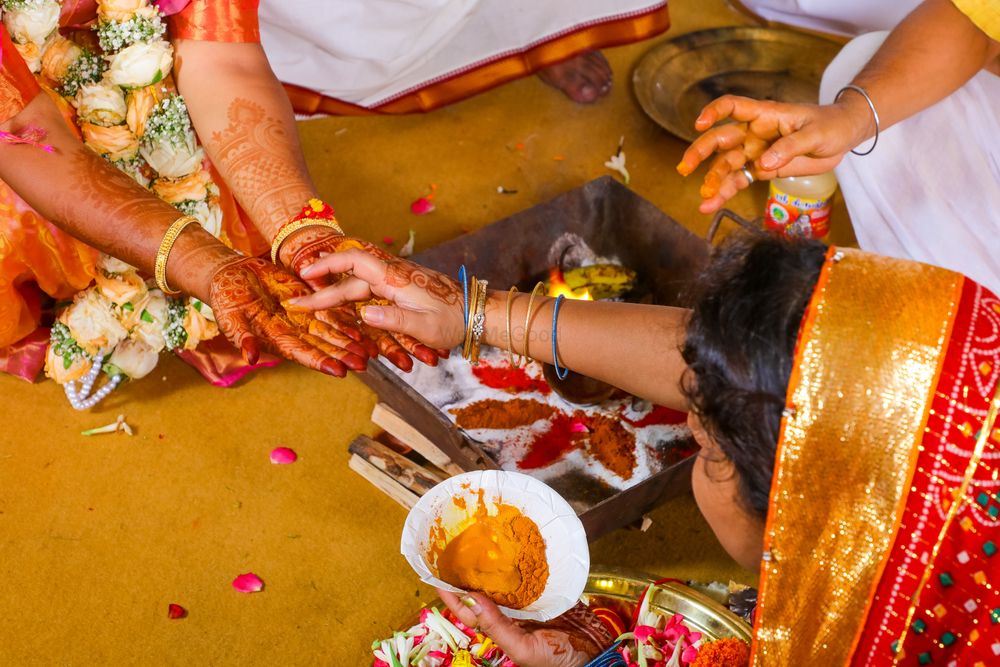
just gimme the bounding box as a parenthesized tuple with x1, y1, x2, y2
(389, 346, 694, 512)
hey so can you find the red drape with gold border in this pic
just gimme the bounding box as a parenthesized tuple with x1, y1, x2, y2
(752, 248, 1000, 666)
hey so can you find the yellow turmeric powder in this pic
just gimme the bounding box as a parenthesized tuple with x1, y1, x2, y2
(431, 496, 548, 609)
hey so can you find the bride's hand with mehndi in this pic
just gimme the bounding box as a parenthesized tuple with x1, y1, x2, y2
(208, 256, 370, 377)
(286, 248, 465, 352)
(278, 227, 442, 371)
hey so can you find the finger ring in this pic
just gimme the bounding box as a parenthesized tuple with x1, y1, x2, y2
(741, 167, 755, 185)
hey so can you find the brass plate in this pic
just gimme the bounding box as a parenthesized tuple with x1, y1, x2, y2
(633, 27, 841, 142)
(584, 567, 753, 643)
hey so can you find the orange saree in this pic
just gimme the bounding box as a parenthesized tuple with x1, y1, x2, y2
(0, 0, 267, 380)
(753, 248, 1000, 666)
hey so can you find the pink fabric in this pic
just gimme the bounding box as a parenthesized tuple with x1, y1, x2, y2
(0, 327, 50, 382)
(175, 335, 280, 387)
(154, 0, 193, 16)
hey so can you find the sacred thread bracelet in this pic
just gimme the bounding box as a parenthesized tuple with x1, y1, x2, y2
(154, 215, 200, 295)
(835, 84, 880, 156)
(270, 198, 344, 264)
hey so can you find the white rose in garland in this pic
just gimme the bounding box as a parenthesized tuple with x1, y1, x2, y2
(2, 0, 60, 46)
(76, 81, 128, 126)
(98, 253, 136, 275)
(106, 39, 173, 88)
(65, 289, 129, 355)
(130, 290, 168, 351)
(107, 338, 159, 379)
(97, 0, 146, 23)
(142, 129, 204, 178)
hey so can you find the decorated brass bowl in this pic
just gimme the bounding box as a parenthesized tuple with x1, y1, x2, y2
(633, 26, 841, 142)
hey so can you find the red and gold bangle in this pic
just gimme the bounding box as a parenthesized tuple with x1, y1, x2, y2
(270, 198, 344, 264)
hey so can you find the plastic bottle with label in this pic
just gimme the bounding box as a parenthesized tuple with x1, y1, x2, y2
(764, 172, 838, 240)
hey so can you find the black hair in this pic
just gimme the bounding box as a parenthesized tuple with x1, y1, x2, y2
(681, 232, 827, 518)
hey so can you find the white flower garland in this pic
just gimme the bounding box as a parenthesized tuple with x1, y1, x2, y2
(1, 0, 227, 408)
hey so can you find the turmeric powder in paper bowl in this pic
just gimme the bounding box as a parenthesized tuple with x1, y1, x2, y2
(400, 470, 590, 621)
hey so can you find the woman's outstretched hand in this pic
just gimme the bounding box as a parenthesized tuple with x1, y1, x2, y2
(439, 590, 613, 667)
(279, 227, 441, 370)
(676, 94, 874, 213)
(208, 256, 371, 377)
(286, 249, 465, 352)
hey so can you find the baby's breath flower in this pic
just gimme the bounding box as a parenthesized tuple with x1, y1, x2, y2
(60, 49, 106, 97)
(96, 13, 166, 52)
(163, 297, 188, 350)
(50, 321, 90, 370)
(142, 96, 193, 148)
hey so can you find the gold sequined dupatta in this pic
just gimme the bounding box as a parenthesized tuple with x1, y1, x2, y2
(751, 248, 964, 665)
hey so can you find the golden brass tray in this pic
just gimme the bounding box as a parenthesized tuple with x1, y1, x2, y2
(584, 567, 753, 643)
(633, 26, 841, 142)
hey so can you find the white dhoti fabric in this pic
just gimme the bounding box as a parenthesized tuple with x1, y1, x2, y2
(819, 32, 1000, 293)
(734, 0, 921, 36)
(259, 0, 667, 109)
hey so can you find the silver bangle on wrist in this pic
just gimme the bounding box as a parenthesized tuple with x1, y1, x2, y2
(835, 84, 880, 156)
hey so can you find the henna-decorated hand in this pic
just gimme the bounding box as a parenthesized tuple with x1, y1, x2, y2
(279, 227, 443, 371)
(439, 590, 614, 667)
(209, 257, 371, 377)
(286, 248, 465, 352)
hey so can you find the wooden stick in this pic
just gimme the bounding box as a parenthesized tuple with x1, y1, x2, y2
(349, 435, 444, 496)
(347, 454, 420, 509)
(371, 403, 465, 476)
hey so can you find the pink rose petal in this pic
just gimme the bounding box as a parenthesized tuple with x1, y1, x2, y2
(270, 447, 297, 464)
(410, 197, 435, 215)
(382, 236, 395, 246)
(232, 572, 264, 593)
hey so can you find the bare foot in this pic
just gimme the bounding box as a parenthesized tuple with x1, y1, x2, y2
(537, 51, 612, 104)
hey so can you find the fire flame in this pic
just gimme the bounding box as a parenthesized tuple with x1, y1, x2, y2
(548, 268, 592, 301)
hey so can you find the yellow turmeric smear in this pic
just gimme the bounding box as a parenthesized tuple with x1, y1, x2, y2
(433, 498, 548, 609)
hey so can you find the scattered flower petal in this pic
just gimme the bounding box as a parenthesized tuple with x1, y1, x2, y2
(570, 421, 589, 434)
(604, 136, 631, 185)
(167, 603, 187, 619)
(270, 447, 297, 465)
(410, 197, 435, 215)
(232, 572, 264, 593)
(382, 236, 395, 246)
(552, 155, 566, 161)
(399, 230, 416, 258)
(81, 414, 133, 436)
(496, 186, 518, 195)
(410, 183, 438, 215)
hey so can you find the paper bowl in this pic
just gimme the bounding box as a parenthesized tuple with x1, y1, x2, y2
(400, 470, 590, 621)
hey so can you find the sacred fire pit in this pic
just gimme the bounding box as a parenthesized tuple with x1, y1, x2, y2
(354, 177, 711, 540)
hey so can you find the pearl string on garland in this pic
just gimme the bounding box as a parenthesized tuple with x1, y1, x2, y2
(63, 354, 123, 410)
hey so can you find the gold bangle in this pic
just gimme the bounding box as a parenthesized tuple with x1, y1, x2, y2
(270, 218, 345, 265)
(154, 215, 200, 296)
(505, 286, 523, 368)
(463, 276, 481, 360)
(470, 279, 488, 365)
(521, 282, 545, 362)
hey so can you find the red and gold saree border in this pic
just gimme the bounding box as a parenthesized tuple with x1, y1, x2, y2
(751, 248, 963, 666)
(282, 4, 670, 117)
(852, 278, 1000, 666)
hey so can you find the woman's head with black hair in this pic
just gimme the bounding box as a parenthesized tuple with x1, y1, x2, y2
(682, 232, 827, 521)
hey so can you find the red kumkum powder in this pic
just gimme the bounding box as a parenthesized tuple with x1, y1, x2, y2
(518, 413, 586, 470)
(473, 363, 551, 395)
(619, 404, 688, 428)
